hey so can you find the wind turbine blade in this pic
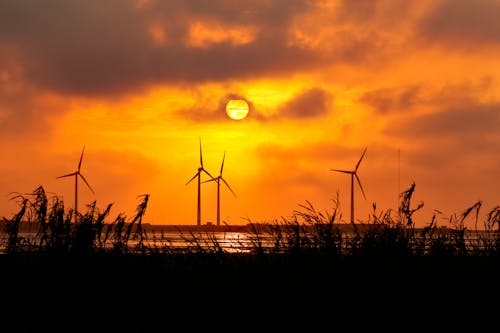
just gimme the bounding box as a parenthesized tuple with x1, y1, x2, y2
(355, 147, 367, 172)
(201, 178, 218, 184)
(201, 168, 215, 180)
(79, 173, 95, 194)
(220, 151, 226, 175)
(221, 178, 236, 197)
(199, 138, 203, 167)
(331, 169, 352, 174)
(355, 173, 366, 200)
(57, 171, 78, 179)
(186, 172, 199, 185)
(78, 145, 85, 171)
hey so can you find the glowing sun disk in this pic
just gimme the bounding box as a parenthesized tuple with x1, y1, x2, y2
(226, 99, 249, 120)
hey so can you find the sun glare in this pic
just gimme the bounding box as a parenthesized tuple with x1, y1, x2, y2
(226, 99, 249, 120)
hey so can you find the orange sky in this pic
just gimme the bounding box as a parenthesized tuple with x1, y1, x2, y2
(0, 0, 498, 228)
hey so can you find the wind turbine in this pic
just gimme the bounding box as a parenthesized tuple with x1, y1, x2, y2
(331, 147, 367, 223)
(202, 151, 236, 226)
(56, 145, 95, 220)
(186, 138, 215, 226)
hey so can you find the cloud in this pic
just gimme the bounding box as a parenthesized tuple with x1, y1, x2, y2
(0, 0, 428, 98)
(418, 0, 500, 48)
(0, 0, 322, 96)
(335, 0, 379, 23)
(245, 87, 333, 122)
(275, 87, 333, 119)
(360, 77, 494, 114)
(399, 103, 499, 137)
(385, 102, 500, 148)
(0, 85, 61, 138)
(359, 85, 422, 114)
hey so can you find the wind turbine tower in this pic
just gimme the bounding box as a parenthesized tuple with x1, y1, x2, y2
(331, 147, 367, 223)
(56, 145, 95, 220)
(186, 138, 215, 226)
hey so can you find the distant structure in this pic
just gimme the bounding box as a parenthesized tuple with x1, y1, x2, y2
(186, 138, 215, 226)
(331, 147, 367, 223)
(56, 145, 95, 220)
(203, 151, 236, 226)
(398, 148, 401, 215)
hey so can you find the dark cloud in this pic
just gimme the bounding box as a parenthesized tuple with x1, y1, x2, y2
(275, 87, 332, 119)
(409, 104, 499, 137)
(360, 78, 494, 114)
(385, 102, 500, 144)
(0, 86, 57, 137)
(0, 0, 322, 96)
(359, 85, 422, 114)
(336, 0, 378, 23)
(0, 0, 423, 98)
(418, 0, 500, 48)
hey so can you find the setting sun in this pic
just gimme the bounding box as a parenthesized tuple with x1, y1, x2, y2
(226, 99, 249, 120)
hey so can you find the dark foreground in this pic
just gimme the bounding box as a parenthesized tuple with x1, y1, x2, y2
(1, 253, 499, 332)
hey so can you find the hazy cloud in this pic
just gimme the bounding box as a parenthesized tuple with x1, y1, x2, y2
(0, 87, 59, 137)
(418, 0, 500, 48)
(360, 78, 494, 114)
(275, 87, 332, 119)
(386, 102, 500, 143)
(336, 0, 379, 23)
(359, 85, 422, 114)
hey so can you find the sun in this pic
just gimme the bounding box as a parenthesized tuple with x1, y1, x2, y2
(226, 99, 249, 120)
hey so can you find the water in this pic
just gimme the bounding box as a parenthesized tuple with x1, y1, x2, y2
(1, 228, 497, 254)
(136, 230, 263, 253)
(0, 230, 272, 254)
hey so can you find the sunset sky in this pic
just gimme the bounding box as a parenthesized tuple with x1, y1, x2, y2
(0, 0, 498, 228)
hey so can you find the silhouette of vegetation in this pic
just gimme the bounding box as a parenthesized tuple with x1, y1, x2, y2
(1, 184, 499, 260)
(1, 187, 149, 255)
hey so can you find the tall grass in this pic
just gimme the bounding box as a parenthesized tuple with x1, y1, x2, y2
(1, 184, 499, 258)
(244, 182, 500, 258)
(0, 186, 149, 255)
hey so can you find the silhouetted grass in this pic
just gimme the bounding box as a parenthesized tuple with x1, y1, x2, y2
(1, 184, 499, 262)
(1, 187, 149, 255)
